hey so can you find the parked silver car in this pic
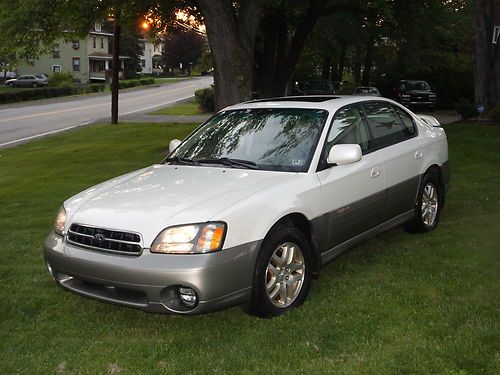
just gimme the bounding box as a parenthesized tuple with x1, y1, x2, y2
(45, 96, 449, 317)
(5, 74, 48, 88)
(353, 86, 381, 96)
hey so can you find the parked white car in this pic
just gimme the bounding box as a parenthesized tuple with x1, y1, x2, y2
(44, 96, 450, 317)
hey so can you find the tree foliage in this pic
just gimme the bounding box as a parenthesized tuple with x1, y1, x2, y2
(162, 30, 205, 72)
(0, 0, 480, 110)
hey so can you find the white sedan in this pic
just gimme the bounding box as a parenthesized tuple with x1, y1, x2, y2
(44, 95, 450, 317)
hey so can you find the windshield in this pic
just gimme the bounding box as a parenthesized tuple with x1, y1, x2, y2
(168, 108, 328, 172)
(402, 81, 430, 91)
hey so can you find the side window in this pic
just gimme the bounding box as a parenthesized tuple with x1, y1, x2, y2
(363, 102, 412, 148)
(326, 105, 372, 153)
(393, 106, 417, 136)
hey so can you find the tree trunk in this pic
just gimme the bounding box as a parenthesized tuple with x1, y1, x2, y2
(473, 0, 500, 110)
(321, 56, 332, 80)
(336, 43, 347, 82)
(362, 30, 375, 86)
(353, 46, 362, 85)
(198, 0, 263, 110)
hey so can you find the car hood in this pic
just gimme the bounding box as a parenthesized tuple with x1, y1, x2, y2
(65, 164, 295, 245)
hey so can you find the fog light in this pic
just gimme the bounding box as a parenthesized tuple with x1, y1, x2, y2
(178, 286, 198, 308)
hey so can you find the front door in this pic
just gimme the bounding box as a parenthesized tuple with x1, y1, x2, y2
(314, 104, 385, 253)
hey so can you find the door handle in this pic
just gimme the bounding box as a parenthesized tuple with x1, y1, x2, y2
(415, 150, 424, 159)
(370, 168, 381, 178)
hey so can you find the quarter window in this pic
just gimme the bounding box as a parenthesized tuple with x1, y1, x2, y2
(393, 106, 417, 136)
(362, 102, 413, 148)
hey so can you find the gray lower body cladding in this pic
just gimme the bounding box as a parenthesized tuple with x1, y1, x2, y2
(44, 232, 261, 314)
(312, 175, 420, 253)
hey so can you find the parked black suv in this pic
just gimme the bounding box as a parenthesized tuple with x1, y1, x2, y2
(395, 80, 436, 111)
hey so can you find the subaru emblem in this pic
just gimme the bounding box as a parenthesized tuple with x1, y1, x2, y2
(93, 233, 106, 244)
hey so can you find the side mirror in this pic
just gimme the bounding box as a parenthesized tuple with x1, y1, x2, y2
(169, 139, 181, 153)
(327, 144, 362, 165)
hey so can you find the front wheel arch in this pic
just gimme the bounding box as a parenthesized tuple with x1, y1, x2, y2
(264, 213, 321, 278)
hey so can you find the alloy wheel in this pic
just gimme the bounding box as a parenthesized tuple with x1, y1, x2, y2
(265, 242, 305, 308)
(421, 182, 439, 226)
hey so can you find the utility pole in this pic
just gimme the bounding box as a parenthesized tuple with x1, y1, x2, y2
(111, 7, 121, 124)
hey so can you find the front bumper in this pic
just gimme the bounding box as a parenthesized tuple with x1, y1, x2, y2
(44, 232, 261, 314)
(401, 100, 435, 108)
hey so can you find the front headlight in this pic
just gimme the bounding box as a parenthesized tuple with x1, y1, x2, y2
(151, 222, 226, 254)
(54, 206, 66, 236)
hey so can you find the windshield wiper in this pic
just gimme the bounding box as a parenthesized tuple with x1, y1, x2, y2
(163, 156, 200, 166)
(196, 157, 260, 170)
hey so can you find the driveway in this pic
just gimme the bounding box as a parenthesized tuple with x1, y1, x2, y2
(0, 76, 213, 148)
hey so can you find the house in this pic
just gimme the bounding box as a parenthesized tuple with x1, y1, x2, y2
(139, 39, 164, 76)
(17, 23, 128, 84)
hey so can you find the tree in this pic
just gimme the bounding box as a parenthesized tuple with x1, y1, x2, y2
(120, 29, 145, 79)
(162, 30, 205, 73)
(473, 0, 500, 110)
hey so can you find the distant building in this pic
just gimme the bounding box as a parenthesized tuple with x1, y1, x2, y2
(139, 39, 164, 76)
(17, 23, 128, 83)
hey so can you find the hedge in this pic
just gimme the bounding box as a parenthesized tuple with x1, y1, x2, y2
(0, 84, 105, 104)
(110, 78, 155, 90)
(0, 77, 154, 104)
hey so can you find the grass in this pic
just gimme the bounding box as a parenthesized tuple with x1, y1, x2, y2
(152, 99, 204, 116)
(0, 121, 498, 374)
(154, 77, 191, 84)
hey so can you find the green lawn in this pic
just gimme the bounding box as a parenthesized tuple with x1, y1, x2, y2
(152, 99, 204, 116)
(0, 122, 498, 374)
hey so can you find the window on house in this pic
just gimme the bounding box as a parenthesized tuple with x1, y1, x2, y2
(141, 59, 146, 68)
(100, 37, 104, 49)
(72, 58, 80, 72)
(93, 37, 96, 48)
(52, 65, 61, 73)
(52, 44, 60, 58)
(72, 40, 80, 50)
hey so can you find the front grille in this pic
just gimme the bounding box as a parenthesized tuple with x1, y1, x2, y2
(411, 94, 430, 102)
(67, 223, 142, 255)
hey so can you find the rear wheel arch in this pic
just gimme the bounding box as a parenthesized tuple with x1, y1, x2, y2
(422, 164, 445, 207)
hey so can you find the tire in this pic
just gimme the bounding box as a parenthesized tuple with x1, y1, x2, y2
(246, 226, 312, 318)
(32, 83, 38, 88)
(405, 172, 443, 233)
(8, 82, 13, 87)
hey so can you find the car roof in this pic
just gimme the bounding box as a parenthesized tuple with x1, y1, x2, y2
(226, 95, 396, 112)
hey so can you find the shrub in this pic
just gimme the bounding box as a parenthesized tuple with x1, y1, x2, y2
(48, 72, 75, 88)
(139, 78, 155, 85)
(90, 84, 102, 93)
(486, 101, 500, 122)
(195, 86, 215, 112)
(455, 98, 477, 120)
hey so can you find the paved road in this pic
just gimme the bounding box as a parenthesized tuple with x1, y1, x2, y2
(0, 76, 213, 148)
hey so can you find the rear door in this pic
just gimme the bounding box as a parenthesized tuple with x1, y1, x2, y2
(315, 104, 385, 252)
(362, 101, 425, 220)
